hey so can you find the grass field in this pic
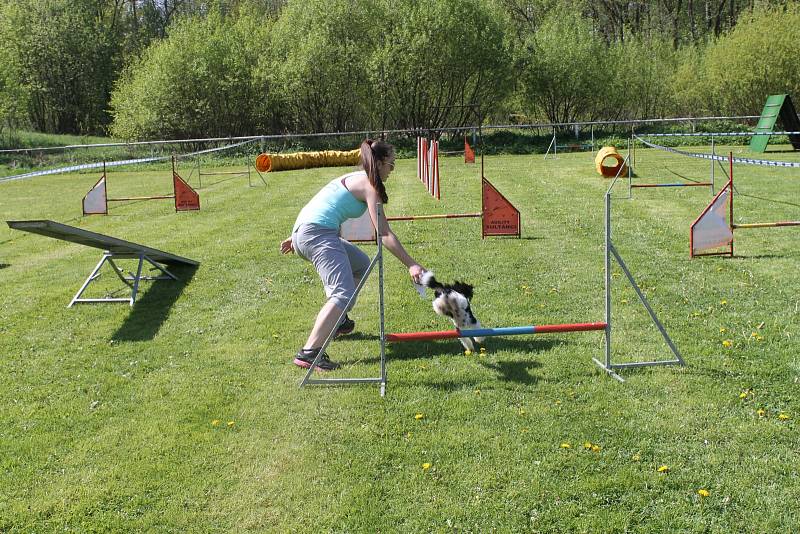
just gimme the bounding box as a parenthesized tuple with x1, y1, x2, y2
(1, 145, 798, 532)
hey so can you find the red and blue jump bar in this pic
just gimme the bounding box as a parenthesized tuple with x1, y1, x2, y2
(631, 182, 711, 188)
(385, 322, 607, 342)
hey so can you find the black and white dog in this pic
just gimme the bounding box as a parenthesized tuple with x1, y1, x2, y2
(420, 271, 484, 351)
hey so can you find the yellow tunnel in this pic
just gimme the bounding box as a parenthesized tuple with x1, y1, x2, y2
(255, 148, 361, 173)
(594, 146, 628, 178)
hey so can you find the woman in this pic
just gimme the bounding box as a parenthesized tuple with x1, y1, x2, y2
(280, 139, 426, 371)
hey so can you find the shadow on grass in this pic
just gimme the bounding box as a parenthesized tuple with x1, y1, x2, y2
(664, 168, 709, 184)
(355, 337, 560, 387)
(479, 359, 542, 385)
(734, 192, 800, 209)
(360, 336, 563, 361)
(195, 173, 247, 189)
(112, 263, 199, 342)
(0, 263, 9, 269)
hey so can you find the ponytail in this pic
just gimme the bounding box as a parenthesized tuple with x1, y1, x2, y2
(359, 138, 391, 204)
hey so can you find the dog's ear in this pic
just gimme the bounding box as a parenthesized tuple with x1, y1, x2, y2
(453, 281, 474, 300)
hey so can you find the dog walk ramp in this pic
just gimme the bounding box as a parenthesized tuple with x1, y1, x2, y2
(7, 220, 199, 307)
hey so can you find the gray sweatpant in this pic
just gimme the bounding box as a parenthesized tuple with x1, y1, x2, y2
(292, 223, 371, 310)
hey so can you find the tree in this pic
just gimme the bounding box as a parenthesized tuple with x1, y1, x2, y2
(110, 12, 273, 139)
(373, 0, 514, 132)
(266, 0, 377, 133)
(0, 0, 125, 134)
(696, 4, 800, 115)
(519, 8, 623, 124)
(0, 25, 29, 133)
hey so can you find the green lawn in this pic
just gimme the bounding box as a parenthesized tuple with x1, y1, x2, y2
(1, 147, 798, 532)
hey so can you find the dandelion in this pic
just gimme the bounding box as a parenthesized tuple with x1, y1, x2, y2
(591, 445, 601, 453)
(464, 350, 473, 356)
(414, 413, 424, 420)
(422, 462, 431, 470)
(474, 389, 481, 395)
(719, 327, 727, 333)
(518, 408, 526, 415)
(583, 442, 593, 450)
(621, 299, 628, 304)
(227, 421, 235, 427)
(692, 311, 701, 317)
(560, 442, 571, 449)
(657, 465, 669, 473)
(480, 347, 487, 353)
(720, 299, 728, 305)
(211, 419, 220, 426)
(757, 408, 766, 417)
(778, 413, 790, 421)
(722, 340, 733, 348)
(739, 391, 748, 399)
(698, 489, 710, 498)
(632, 454, 641, 462)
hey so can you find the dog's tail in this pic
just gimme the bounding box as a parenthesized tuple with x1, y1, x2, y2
(420, 270, 444, 291)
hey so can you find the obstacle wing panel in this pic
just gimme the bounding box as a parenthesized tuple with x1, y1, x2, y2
(340, 211, 376, 242)
(465, 137, 475, 164)
(173, 172, 200, 211)
(690, 180, 733, 257)
(482, 178, 520, 237)
(83, 175, 108, 215)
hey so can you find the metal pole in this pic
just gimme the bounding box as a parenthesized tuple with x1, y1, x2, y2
(710, 135, 715, 195)
(730, 152, 734, 257)
(627, 137, 633, 199)
(604, 192, 612, 369)
(377, 205, 387, 396)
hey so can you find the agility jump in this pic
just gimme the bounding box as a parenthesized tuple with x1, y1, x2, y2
(630, 135, 719, 196)
(301, 182, 684, 395)
(690, 152, 800, 257)
(193, 158, 265, 188)
(343, 134, 519, 241)
(340, 177, 520, 242)
(83, 158, 200, 215)
(385, 322, 608, 343)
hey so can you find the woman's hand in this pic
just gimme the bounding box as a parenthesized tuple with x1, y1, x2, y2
(408, 264, 424, 284)
(280, 236, 294, 255)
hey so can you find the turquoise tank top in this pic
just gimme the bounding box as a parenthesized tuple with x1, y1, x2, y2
(293, 171, 368, 231)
